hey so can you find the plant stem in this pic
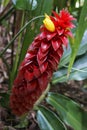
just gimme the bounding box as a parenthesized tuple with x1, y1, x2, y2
(0, 15, 44, 57)
(9, 11, 25, 89)
(14, 11, 25, 73)
(33, 84, 50, 110)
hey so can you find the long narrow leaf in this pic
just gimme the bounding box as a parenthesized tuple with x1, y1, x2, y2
(47, 92, 87, 130)
(52, 53, 87, 84)
(37, 106, 66, 130)
(59, 30, 87, 68)
(68, 0, 87, 75)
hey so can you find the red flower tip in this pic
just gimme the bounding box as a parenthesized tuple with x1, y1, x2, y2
(51, 9, 76, 29)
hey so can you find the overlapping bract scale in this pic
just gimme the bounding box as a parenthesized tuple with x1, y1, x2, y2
(10, 9, 75, 116)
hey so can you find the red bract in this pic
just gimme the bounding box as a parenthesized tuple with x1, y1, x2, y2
(10, 9, 75, 116)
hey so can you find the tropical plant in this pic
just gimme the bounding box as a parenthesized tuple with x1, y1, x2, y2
(0, 0, 87, 130)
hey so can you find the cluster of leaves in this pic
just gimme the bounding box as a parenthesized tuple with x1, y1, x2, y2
(0, 0, 87, 130)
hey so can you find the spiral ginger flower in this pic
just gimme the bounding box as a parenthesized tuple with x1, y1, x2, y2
(10, 9, 75, 116)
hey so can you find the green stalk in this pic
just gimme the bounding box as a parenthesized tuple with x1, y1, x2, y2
(33, 84, 50, 110)
(0, 15, 44, 57)
(9, 12, 25, 89)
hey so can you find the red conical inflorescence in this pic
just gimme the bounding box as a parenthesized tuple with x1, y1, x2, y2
(10, 9, 75, 116)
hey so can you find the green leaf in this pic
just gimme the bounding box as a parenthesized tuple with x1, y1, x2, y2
(47, 92, 87, 130)
(59, 30, 87, 68)
(59, 44, 71, 68)
(77, 30, 87, 56)
(68, 0, 87, 75)
(52, 53, 87, 84)
(52, 68, 68, 83)
(37, 106, 66, 130)
(12, 0, 37, 10)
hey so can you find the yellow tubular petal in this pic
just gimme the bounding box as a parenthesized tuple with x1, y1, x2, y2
(43, 14, 55, 32)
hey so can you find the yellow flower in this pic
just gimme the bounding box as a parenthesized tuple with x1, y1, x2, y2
(43, 14, 55, 32)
